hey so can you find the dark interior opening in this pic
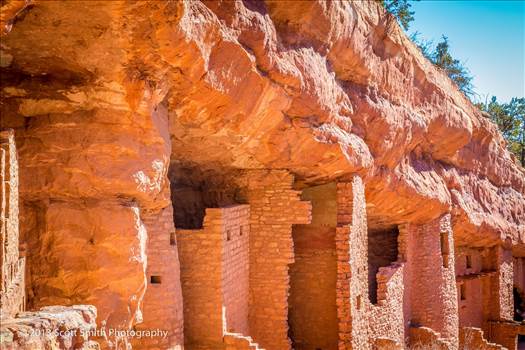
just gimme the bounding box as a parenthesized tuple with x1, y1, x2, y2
(515, 287, 525, 349)
(168, 164, 239, 229)
(440, 232, 450, 268)
(368, 226, 399, 304)
(466, 255, 472, 269)
(514, 287, 524, 321)
(460, 283, 467, 300)
(150, 275, 162, 284)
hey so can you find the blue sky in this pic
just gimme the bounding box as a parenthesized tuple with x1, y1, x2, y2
(408, 0, 524, 103)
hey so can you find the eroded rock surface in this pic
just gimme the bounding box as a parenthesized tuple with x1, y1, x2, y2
(0, 305, 98, 350)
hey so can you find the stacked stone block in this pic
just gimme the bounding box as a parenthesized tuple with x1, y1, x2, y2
(238, 170, 311, 350)
(488, 321, 525, 350)
(491, 245, 515, 321)
(406, 214, 459, 348)
(459, 327, 505, 350)
(455, 247, 495, 333)
(177, 205, 250, 349)
(335, 176, 369, 350)
(369, 263, 405, 348)
(132, 205, 184, 350)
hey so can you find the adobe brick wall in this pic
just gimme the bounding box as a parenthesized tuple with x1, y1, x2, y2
(405, 214, 459, 348)
(335, 176, 369, 350)
(132, 205, 184, 350)
(0, 129, 25, 319)
(177, 205, 250, 349)
(237, 170, 311, 350)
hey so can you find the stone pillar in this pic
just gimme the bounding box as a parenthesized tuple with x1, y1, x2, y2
(490, 244, 514, 321)
(335, 176, 369, 350)
(238, 170, 311, 350)
(177, 209, 225, 349)
(132, 205, 184, 350)
(407, 214, 459, 348)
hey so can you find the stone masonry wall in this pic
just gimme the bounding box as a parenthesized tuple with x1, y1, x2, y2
(491, 246, 515, 321)
(0, 129, 24, 319)
(369, 263, 405, 348)
(406, 214, 459, 348)
(488, 321, 525, 350)
(237, 170, 311, 350)
(132, 205, 184, 350)
(335, 176, 369, 350)
(177, 205, 250, 349)
(221, 205, 250, 336)
(459, 327, 504, 350)
(177, 211, 224, 349)
(454, 248, 495, 333)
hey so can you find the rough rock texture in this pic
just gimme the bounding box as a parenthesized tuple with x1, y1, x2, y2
(1, 129, 25, 319)
(0, 0, 524, 349)
(0, 305, 99, 350)
(1, 129, 99, 349)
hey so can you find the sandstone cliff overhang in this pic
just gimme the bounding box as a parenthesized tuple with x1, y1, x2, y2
(0, 0, 523, 250)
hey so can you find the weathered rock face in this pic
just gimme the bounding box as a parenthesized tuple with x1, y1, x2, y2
(0, 0, 524, 349)
(0, 305, 99, 350)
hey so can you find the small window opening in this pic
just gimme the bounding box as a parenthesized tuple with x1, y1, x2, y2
(239, 226, 243, 236)
(356, 295, 362, 310)
(226, 230, 231, 241)
(440, 232, 450, 268)
(460, 283, 467, 300)
(466, 255, 472, 269)
(170, 232, 176, 246)
(150, 275, 162, 284)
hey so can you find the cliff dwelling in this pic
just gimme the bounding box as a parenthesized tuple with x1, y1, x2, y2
(0, 1, 524, 350)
